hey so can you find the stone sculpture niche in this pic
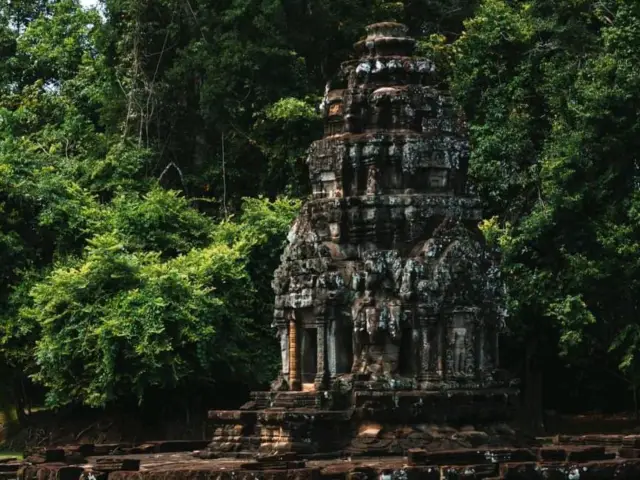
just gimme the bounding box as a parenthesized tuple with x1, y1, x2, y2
(271, 22, 506, 392)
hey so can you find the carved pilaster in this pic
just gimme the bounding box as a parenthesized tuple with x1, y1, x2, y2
(433, 321, 441, 379)
(464, 326, 475, 377)
(417, 317, 429, 381)
(496, 329, 500, 366)
(475, 316, 485, 379)
(289, 316, 300, 391)
(439, 318, 447, 380)
(279, 325, 290, 377)
(327, 319, 337, 379)
(411, 325, 421, 378)
(315, 319, 328, 389)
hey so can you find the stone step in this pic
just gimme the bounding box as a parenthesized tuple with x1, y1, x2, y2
(239, 460, 306, 470)
(554, 434, 626, 446)
(91, 458, 140, 472)
(441, 464, 499, 479)
(0, 464, 20, 473)
(257, 409, 352, 424)
(408, 448, 538, 466)
(537, 447, 566, 461)
(623, 435, 640, 448)
(13, 454, 640, 480)
(270, 393, 321, 409)
(620, 448, 640, 459)
(208, 410, 258, 423)
(249, 392, 272, 409)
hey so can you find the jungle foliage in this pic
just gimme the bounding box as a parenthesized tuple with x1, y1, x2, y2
(0, 0, 639, 425)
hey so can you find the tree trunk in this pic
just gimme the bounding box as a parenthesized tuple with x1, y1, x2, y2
(523, 338, 545, 434)
(12, 377, 27, 425)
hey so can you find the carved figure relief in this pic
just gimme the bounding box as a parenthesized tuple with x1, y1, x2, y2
(366, 165, 378, 195)
(449, 311, 474, 377)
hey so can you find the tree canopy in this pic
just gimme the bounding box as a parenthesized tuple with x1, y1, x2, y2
(452, 0, 640, 424)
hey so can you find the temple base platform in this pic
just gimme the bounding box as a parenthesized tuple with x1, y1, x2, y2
(204, 387, 526, 459)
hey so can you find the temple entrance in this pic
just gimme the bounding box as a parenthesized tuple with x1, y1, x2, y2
(300, 327, 317, 386)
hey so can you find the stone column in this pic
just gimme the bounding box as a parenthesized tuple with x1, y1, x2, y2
(437, 319, 446, 379)
(411, 324, 421, 378)
(418, 316, 430, 382)
(494, 329, 500, 370)
(315, 318, 328, 389)
(289, 315, 300, 391)
(463, 326, 475, 377)
(422, 315, 441, 383)
(475, 317, 485, 380)
(279, 324, 290, 378)
(327, 319, 337, 379)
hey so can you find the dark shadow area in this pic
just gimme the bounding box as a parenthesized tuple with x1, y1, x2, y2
(301, 327, 318, 384)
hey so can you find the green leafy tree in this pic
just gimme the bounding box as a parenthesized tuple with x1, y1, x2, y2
(0, 0, 120, 416)
(0, 0, 302, 413)
(17, 189, 299, 408)
(454, 0, 640, 426)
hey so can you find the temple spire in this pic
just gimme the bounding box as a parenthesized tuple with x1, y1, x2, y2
(207, 22, 518, 459)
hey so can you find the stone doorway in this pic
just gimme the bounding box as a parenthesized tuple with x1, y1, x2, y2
(300, 327, 317, 387)
(335, 324, 353, 374)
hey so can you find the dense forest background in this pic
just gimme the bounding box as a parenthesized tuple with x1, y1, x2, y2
(1, 0, 639, 436)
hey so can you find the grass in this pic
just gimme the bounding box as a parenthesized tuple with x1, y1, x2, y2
(0, 451, 22, 460)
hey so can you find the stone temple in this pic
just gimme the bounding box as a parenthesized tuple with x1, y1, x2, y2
(207, 21, 520, 458)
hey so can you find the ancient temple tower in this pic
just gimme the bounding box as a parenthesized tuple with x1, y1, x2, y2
(207, 22, 517, 458)
(271, 22, 506, 393)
